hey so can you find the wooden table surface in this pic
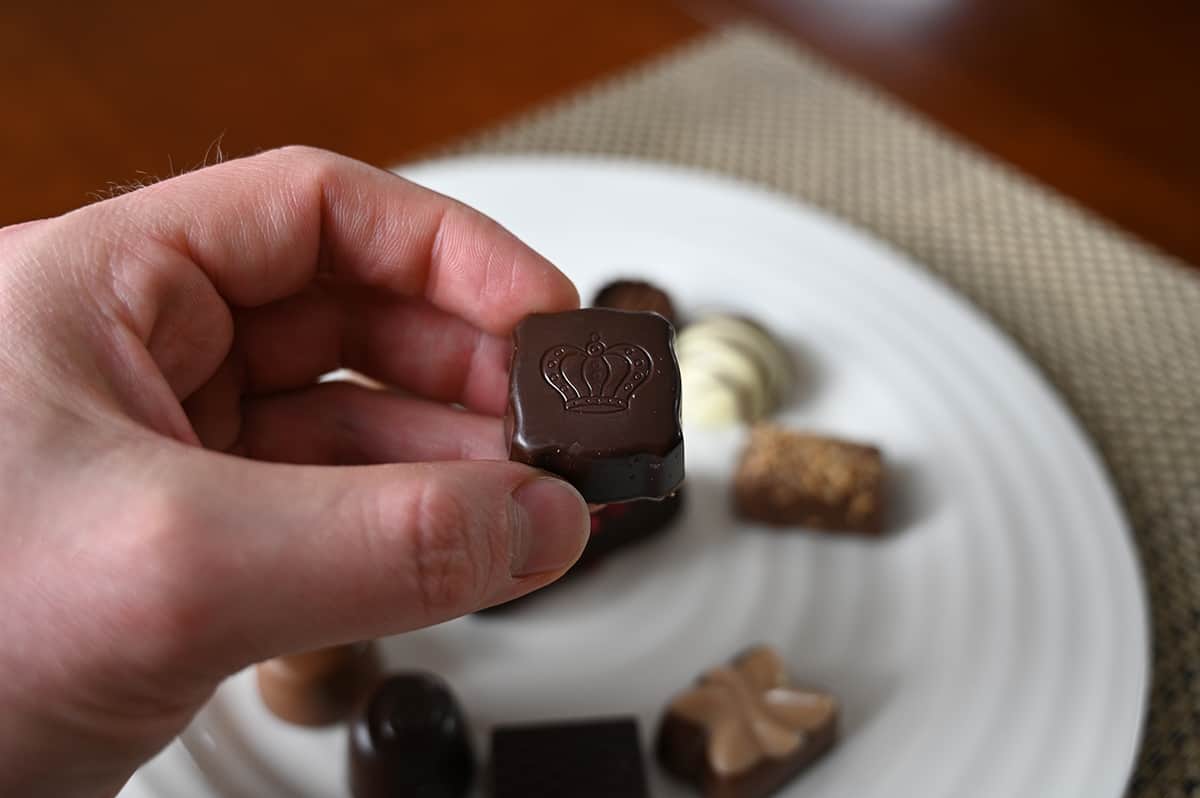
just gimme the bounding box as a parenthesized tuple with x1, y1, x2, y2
(3, 0, 1198, 267)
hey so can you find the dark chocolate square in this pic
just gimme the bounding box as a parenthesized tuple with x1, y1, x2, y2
(491, 717, 648, 798)
(507, 309, 684, 503)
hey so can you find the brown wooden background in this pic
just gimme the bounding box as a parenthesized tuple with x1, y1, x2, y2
(3, 0, 1198, 267)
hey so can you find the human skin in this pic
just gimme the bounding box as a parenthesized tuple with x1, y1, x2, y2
(0, 146, 591, 797)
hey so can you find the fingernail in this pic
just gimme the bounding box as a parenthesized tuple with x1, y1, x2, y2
(509, 477, 589, 577)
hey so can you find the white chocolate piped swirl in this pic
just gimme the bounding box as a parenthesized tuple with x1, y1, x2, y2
(668, 645, 837, 777)
(678, 316, 794, 426)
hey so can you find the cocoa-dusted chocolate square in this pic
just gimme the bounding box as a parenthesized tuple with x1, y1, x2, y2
(506, 309, 684, 503)
(733, 425, 884, 534)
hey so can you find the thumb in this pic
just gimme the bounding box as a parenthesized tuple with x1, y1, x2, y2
(138, 451, 589, 672)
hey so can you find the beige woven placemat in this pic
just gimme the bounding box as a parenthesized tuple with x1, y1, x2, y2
(446, 23, 1200, 795)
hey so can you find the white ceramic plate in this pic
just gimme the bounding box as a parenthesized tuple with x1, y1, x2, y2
(122, 157, 1148, 798)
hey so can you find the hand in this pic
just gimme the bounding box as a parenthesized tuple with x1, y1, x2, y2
(0, 147, 591, 797)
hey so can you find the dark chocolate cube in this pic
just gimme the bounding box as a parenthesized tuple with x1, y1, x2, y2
(507, 309, 684, 503)
(491, 717, 648, 798)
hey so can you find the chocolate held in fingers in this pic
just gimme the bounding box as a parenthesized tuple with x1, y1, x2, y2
(506, 309, 684, 503)
(477, 490, 685, 614)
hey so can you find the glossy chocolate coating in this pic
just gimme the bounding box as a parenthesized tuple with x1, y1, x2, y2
(348, 673, 474, 798)
(256, 642, 381, 727)
(491, 717, 648, 798)
(593, 279, 677, 324)
(506, 309, 684, 503)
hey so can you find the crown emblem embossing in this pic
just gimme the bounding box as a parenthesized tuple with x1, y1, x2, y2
(541, 332, 654, 413)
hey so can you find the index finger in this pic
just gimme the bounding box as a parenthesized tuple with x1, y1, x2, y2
(94, 145, 579, 335)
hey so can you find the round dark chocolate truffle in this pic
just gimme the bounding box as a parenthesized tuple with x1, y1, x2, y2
(349, 673, 475, 798)
(593, 279, 677, 324)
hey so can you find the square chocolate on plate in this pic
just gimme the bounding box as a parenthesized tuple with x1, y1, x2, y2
(491, 716, 648, 798)
(507, 309, 684, 503)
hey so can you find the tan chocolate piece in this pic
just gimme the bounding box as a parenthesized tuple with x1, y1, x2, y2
(733, 425, 885, 534)
(256, 641, 381, 726)
(657, 645, 838, 798)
